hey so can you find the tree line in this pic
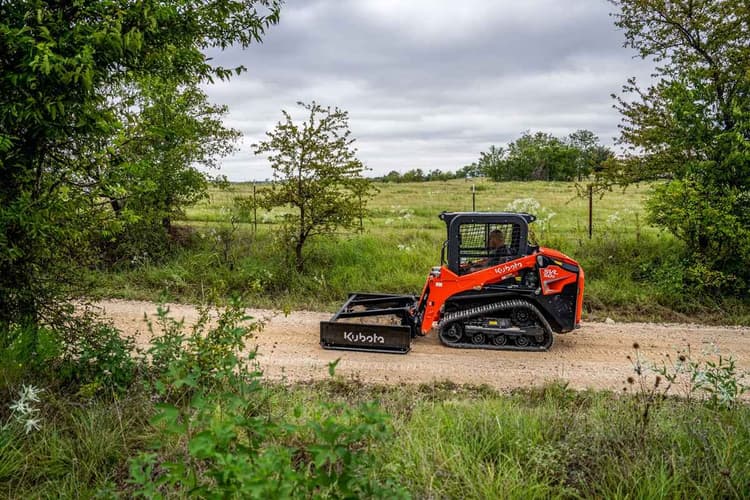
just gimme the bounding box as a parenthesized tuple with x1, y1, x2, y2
(376, 129, 613, 183)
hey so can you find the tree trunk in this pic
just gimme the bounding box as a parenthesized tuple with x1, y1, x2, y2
(294, 239, 304, 272)
(110, 198, 123, 215)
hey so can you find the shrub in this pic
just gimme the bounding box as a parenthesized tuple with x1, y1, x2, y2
(55, 310, 138, 394)
(129, 300, 406, 498)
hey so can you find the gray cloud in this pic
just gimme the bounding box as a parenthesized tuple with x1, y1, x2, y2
(204, 0, 655, 180)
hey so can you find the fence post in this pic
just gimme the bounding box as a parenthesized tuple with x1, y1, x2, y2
(472, 184, 476, 211)
(588, 184, 593, 239)
(253, 182, 257, 234)
(357, 193, 365, 234)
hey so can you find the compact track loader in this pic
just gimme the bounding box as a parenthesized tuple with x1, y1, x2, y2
(320, 212, 584, 354)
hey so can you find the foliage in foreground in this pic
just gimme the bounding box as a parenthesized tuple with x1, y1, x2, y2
(1, 351, 748, 498)
(127, 303, 402, 498)
(0, 300, 404, 498)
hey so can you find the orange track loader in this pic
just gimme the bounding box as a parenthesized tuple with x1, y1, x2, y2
(320, 211, 584, 353)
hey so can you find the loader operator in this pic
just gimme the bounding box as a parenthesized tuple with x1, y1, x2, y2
(466, 229, 512, 272)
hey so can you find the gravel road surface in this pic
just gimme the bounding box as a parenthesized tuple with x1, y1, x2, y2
(97, 299, 750, 392)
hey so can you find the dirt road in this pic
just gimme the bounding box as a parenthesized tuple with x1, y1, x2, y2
(97, 299, 750, 393)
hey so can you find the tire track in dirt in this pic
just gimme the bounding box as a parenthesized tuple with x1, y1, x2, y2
(96, 299, 750, 393)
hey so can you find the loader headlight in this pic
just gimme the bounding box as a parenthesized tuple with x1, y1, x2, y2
(536, 255, 544, 268)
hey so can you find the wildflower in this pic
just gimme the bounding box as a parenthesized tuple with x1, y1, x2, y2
(627, 377, 635, 385)
(20, 384, 42, 403)
(8, 384, 43, 435)
(9, 400, 30, 414)
(23, 418, 41, 434)
(632, 342, 640, 350)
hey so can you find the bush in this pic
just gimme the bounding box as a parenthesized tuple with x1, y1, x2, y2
(129, 300, 406, 498)
(54, 310, 138, 395)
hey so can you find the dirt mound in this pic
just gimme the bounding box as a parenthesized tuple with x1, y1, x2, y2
(97, 299, 750, 393)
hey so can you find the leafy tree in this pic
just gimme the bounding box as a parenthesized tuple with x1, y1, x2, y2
(94, 77, 241, 265)
(254, 102, 374, 272)
(484, 132, 579, 181)
(456, 163, 483, 179)
(610, 0, 750, 291)
(109, 77, 240, 230)
(567, 130, 614, 180)
(477, 145, 506, 179)
(91, 75, 240, 263)
(401, 168, 426, 182)
(0, 0, 280, 327)
(382, 170, 403, 182)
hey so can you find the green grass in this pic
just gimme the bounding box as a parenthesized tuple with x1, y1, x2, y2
(87, 179, 750, 324)
(2, 379, 749, 498)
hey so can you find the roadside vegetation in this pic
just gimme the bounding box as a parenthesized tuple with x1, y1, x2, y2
(1, 302, 748, 498)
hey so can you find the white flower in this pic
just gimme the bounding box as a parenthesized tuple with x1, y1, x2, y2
(23, 418, 41, 434)
(22, 385, 43, 403)
(606, 213, 621, 225)
(9, 401, 30, 414)
(8, 385, 44, 434)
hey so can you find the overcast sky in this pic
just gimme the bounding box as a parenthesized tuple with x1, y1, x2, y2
(204, 0, 655, 181)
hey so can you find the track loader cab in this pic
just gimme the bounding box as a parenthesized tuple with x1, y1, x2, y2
(439, 211, 536, 274)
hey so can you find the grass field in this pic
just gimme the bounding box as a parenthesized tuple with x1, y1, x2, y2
(88, 178, 749, 324)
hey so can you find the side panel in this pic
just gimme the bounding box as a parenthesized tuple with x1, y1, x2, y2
(419, 254, 538, 334)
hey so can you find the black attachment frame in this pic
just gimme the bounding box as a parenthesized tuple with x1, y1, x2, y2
(320, 293, 417, 354)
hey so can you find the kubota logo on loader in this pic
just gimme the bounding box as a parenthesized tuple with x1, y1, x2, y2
(495, 261, 523, 275)
(344, 331, 385, 344)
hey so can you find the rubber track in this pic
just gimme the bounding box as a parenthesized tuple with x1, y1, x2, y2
(437, 299, 554, 352)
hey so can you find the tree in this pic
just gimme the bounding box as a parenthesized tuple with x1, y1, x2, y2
(456, 163, 483, 179)
(112, 77, 240, 230)
(484, 132, 579, 181)
(382, 170, 403, 182)
(0, 0, 280, 327)
(610, 0, 750, 290)
(477, 145, 506, 179)
(401, 168, 426, 182)
(254, 102, 374, 272)
(91, 77, 242, 265)
(567, 130, 614, 180)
